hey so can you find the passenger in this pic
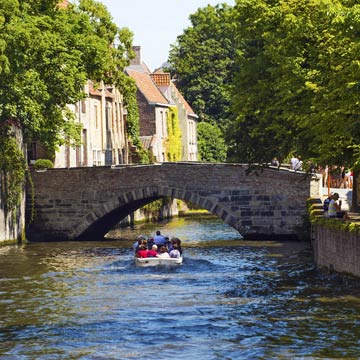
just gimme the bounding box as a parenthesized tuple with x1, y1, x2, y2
(147, 244, 158, 257)
(176, 238, 183, 255)
(168, 237, 178, 252)
(169, 244, 181, 259)
(136, 244, 148, 258)
(168, 237, 183, 255)
(154, 230, 167, 246)
(133, 235, 147, 253)
(147, 237, 155, 250)
(132, 239, 141, 253)
(156, 245, 170, 258)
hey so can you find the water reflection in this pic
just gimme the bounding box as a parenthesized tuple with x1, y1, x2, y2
(0, 216, 359, 359)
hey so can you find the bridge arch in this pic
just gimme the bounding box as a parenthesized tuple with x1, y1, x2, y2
(27, 163, 312, 241)
(74, 186, 232, 240)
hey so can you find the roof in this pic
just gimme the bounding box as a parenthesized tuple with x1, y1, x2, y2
(88, 81, 102, 97)
(171, 83, 197, 117)
(150, 73, 171, 87)
(126, 69, 169, 105)
(88, 81, 115, 99)
(126, 63, 152, 74)
(150, 73, 196, 115)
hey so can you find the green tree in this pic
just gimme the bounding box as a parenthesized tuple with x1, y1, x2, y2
(228, 0, 316, 165)
(168, 3, 236, 159)
(0, 0, 135, 148)
(228, 0, 360, 170)
(197, 122, 227, 162)
(0, 0, 136, 212)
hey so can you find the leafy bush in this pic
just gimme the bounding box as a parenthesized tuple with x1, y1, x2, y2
(33, 159, 54, 170)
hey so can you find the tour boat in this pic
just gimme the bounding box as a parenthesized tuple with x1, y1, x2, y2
(134, 256, 183, 267)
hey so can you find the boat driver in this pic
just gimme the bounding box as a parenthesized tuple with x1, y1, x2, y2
(154, 230, 167, 246)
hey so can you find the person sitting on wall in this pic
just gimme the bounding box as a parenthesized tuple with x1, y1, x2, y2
(323, 193, 333, 217)
(328, 192, 348, 219)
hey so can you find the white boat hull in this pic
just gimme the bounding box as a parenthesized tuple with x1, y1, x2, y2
(135, 256, 183, 267)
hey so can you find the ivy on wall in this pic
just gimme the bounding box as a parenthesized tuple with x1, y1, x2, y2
(164, 106, 182, 162)
(0, 124, 26, 218)
(308, 198, 360, 234)
(120, 75, 149, 164)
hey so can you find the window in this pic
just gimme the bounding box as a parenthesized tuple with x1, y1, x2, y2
(81, 99, 86, 113)
(92, 150, 102, 166)
(94, 104, 99, 129)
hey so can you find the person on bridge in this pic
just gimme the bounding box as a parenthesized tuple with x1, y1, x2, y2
(290, 155, 299, 170)
(154, 230, 167, 246)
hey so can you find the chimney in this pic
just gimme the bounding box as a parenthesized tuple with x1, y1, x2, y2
(130, 46, 141, 65)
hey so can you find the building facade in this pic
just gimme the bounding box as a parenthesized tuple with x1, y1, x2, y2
(126, 46, 198, 162)
(150, 72, 198, 161)
(49, 81, 129, 168)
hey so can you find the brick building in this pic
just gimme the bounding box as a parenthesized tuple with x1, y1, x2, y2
(126, 46, 198, 162)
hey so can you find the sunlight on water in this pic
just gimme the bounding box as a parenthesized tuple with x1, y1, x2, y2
(0, 215, 359, 359)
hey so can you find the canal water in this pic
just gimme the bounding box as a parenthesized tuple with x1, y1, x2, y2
(0, 215, 359, 359)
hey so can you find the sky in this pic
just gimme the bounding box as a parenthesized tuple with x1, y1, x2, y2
(99, 0, 235, 72)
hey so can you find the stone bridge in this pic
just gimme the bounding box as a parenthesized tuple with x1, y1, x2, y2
(27, 162, 313, 241)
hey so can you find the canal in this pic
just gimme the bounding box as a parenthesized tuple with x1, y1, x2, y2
(0, 215, 359, 359)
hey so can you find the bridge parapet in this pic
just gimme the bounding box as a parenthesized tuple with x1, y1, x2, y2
(27, 163, 311, 241)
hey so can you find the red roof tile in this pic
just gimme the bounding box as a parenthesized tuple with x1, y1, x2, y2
(127, 70, 168, 105)
(150, 73, 171, 87)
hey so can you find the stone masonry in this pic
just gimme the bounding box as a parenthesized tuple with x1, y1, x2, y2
(27, 163, 311, 241)
(312, 224, 360, 277)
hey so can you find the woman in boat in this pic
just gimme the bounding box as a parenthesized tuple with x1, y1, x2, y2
(169, 237, 183, 255)
(169, 244, 180, 259)
(136, 244, 148, 258)
(156, 245, 170, 258)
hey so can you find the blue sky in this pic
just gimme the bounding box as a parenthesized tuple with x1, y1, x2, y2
(99, 0, 235, 71)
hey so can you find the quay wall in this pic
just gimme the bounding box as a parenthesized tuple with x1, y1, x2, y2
(312, 224, 360, 277)
(0, 126, 26, 244)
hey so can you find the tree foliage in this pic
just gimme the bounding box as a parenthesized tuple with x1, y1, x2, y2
(168, 4, 235, 162)
(169, 4, 236, 130)
(197, 122, 227, 162)
(0, 0, 135, 150)
(0, 0, 138, 213)
(228, 0, 360, 170)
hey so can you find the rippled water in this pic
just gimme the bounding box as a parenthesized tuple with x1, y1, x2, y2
(0, 215, 360, 359)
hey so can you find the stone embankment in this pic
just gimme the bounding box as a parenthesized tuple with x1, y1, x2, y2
(310, 199, 360, 277)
